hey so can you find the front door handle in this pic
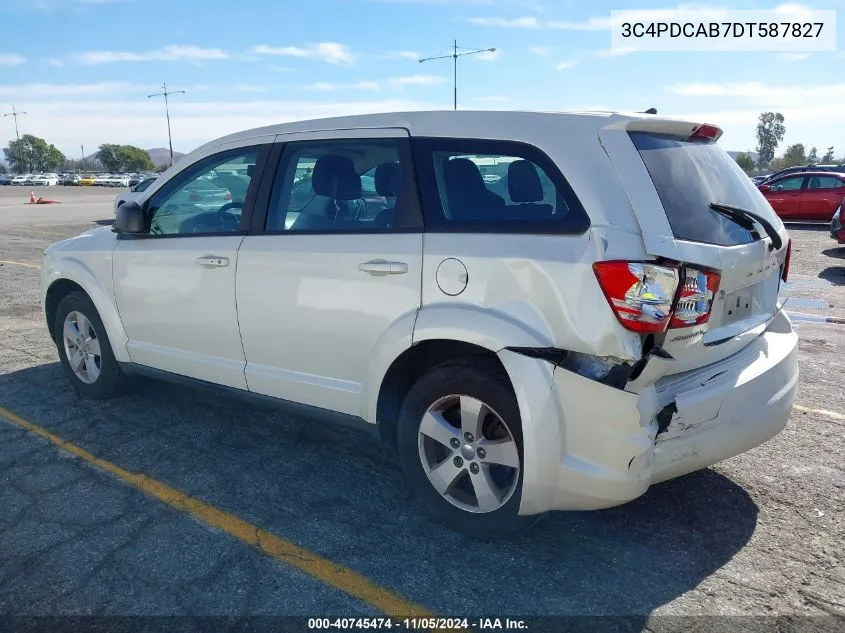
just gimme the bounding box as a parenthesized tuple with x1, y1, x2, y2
(196, 255, 230, 267)
(358, 259, 408, 276)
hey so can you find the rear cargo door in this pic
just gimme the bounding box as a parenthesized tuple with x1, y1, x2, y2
(599, 117, 791, 374)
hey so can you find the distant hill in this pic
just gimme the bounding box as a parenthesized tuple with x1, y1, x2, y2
(728, 150, 759, 163)
(146, 147, 186, 168)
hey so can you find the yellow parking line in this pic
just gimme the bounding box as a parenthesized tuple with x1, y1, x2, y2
(0, 259, 41, 269)
(0, 405, 433, 619)
(793, 404, 845, 421)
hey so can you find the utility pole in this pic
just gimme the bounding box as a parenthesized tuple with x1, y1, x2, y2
(80, 145, 85, 173)
(148, 82, 186, 166)
(418, 41, 496, 110)
(3, 105, 27, 173)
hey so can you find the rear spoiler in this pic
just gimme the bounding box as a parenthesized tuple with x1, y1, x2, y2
(605, 115, 723, 142)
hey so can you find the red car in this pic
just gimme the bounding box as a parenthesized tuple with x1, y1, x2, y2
(759, 171, 845, 222)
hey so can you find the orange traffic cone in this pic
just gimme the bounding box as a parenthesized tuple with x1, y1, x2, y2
(29, 191, 36, 204)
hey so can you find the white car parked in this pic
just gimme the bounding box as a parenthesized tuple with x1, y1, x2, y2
(11, 174, 29, 185)
(30, 173, 59, 186)
(41, 111, 798, 538)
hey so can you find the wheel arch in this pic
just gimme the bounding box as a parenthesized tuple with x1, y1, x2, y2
(43, 261, 130, 362)
(369, 305, 554, 445)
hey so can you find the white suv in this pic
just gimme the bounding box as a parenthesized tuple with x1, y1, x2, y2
(41, 111, 798, 539)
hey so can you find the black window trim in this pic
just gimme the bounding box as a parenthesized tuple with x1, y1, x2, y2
(133, 143, 272, 240)
(411, 136, 591, 235)
(249, 136, 424, 236)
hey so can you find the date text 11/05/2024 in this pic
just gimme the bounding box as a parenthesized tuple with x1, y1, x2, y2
(307, 618, 527, 630)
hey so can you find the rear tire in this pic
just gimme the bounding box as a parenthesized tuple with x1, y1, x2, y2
(54, 291, 129, 399)
(396, 358, 538, 540)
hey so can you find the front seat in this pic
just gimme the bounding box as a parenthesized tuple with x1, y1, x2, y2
(442, 157, 505, 220)
(291, 154, 362, 231)
(372, 161, 401, 228)
(507, 159, 553, 217)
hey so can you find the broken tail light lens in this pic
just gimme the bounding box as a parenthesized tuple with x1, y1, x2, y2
(669, 267, 721, 328)
(593, 261, 679, 333)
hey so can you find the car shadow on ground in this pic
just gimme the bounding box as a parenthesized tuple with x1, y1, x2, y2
(0, 363, 759, 620)
(819, 267, 845, 285)
(821, 247, 845, 259)
(93, 219, 115, 226)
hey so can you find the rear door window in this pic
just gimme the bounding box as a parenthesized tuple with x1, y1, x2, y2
(769, 176, 805, 191)
(807, 175, 845, 190)
(630, 132, 784, 247)
(412, 137, 589, 234)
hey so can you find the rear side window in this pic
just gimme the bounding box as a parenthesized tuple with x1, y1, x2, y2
(807, 176, 845, 190)
(631, 132, 784, 247)
(413, 138, 589, 234)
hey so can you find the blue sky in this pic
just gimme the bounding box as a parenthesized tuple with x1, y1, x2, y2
(0, 0, 843, 158)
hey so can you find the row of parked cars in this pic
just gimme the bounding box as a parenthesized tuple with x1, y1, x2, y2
(0, 172, 157, 187)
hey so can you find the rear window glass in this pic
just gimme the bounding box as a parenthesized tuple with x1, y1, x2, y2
(630, 132, 783, 246)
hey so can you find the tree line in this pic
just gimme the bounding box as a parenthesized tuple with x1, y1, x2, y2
(733, 112, 841, 174)
(2, 135, 154, 174)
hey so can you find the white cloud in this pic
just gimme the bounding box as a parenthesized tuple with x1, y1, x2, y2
(0, 82, 141, 98)
(252, 42, 354, 65)
(468, 14, 610, 30)
(529, 46, 554, 57)
(776, 52, 810, 62)
(0, 54, 26, 66)
(389, 75, 445, 86)
(233, 84, 267, 93)
(468, 16, 539, 27)
(379, 50, 421, 60)
(0, 98, 437, 155)
(547, 16, 612, 30)
(303, 81, 381, 91)
(555, 60, 578, 71)
(592, 47, 637, 58)
(74, 45, 229, 65)
(665, 81, 845, 109)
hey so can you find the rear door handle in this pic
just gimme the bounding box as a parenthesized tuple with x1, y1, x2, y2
(358, 259, 408, 276)
(196, 255, 230, 267)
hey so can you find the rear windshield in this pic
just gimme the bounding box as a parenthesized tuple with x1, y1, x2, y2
(630, 132, 783, 246)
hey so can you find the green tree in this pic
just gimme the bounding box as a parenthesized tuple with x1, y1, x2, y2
(96, 144, 154, 172)
(822, 146, 835, 163)
(781, 143, 806, 168)
(0, 163, 7, 175)
(734, 152, 755, 173)
(3, 134, 65, 173)
(118, 145, 154, 172)
(755, 112, 785, 170)
(807, 146, 818, 163)
(96, 144, 123, 172)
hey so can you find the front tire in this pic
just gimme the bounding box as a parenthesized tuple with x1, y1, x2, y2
(396, 358, 537, 540)
(54, 291, 129, 399)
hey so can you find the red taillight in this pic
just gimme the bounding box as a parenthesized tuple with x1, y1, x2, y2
(223, 191, 232, 201)
(594, 261, 721, 334)
(691, 123, 720, 140)
(668, 267, 720, 329)
(593, 261, 679, 333)
(781, 239, 792, 282)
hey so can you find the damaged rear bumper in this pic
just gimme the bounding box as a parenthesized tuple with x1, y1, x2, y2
(500, 310, 799, 516)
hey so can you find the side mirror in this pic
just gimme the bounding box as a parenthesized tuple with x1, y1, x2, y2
(113, 201, 145, 235)
(759, 184, 771, 193)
